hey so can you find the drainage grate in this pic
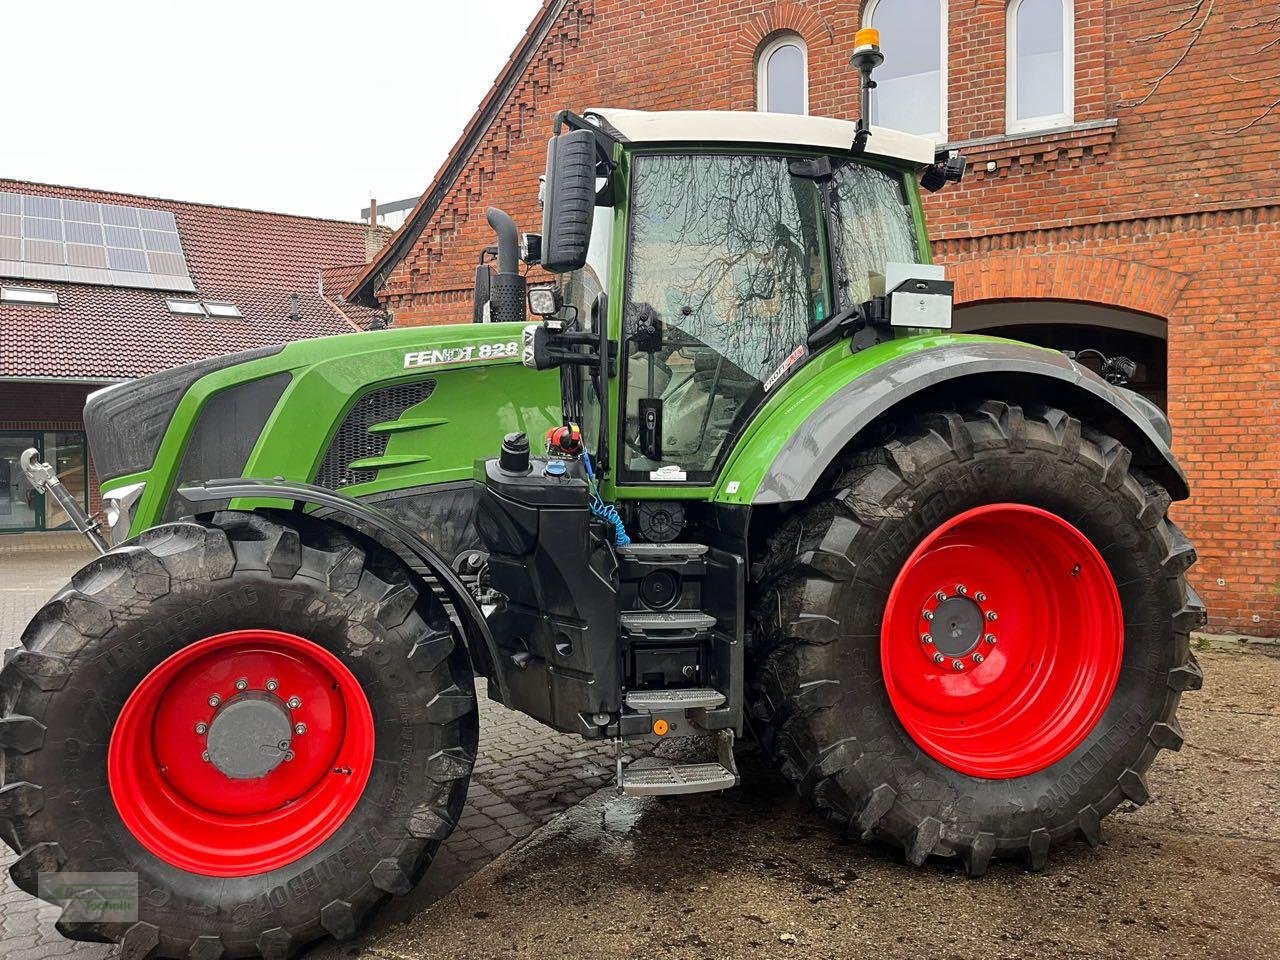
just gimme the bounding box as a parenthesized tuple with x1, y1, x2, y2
(314, 380, 435, 489)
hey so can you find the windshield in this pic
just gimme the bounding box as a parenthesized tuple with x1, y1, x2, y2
(621, 153, 830, 483)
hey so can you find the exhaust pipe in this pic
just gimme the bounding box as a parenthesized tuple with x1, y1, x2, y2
(482, 208, 526, 325)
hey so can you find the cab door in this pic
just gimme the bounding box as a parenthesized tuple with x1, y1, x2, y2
(618, 152, 832, 486)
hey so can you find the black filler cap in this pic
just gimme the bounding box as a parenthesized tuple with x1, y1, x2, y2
(499, 432, 531, 474)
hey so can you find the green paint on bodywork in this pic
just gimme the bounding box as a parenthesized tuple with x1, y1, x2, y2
(710, 333, 1007, 505)
(104, 139, 973, 538)
(119, 323, 561, 531)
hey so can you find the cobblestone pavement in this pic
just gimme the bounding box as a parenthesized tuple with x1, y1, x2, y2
(0, 536, 647, 958)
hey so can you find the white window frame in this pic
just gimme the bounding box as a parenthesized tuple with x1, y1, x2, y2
(165, 298, 205, 315)
(864, 0, 948, 143)
(756, 33, 809, 115)
(0, 285, 58, 306)
(1006, 0, 1075, 135)
(203, 301, 242, 318)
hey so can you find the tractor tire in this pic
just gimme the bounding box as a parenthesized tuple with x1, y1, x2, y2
(0, 510, 478, 958)
(748, 401, 1204, 875)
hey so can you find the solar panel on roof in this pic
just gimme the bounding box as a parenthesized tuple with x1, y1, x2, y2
(0, 190, 195, 291)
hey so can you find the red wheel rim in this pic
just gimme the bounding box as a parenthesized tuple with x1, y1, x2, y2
(880, 504, 1123, 779)
(107, 629, 375, 877)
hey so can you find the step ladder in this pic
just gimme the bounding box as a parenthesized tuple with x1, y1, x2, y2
(613, 542, 744, 798)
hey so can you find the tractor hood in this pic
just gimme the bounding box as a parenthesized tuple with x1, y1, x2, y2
(86, 323, 561, 544)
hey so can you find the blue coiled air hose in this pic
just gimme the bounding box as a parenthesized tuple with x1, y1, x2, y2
(582, 452, 631, 547)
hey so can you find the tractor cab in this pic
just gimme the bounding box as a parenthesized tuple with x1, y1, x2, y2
(497, 106, 956, 488)
(469, 105, 964, 791)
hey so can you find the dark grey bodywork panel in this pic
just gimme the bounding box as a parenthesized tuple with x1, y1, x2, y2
(84, 345, 284, 483)
(753, 340, 1188, 505)
(357, 482, 480, 567)
(161, 373, 292, 521)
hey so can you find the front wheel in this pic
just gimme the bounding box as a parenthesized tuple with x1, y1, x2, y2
(749, 401, 1205, 874)
(0, 511, 478, 958)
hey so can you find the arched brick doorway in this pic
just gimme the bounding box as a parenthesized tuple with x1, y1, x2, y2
(946, 254, 1189, 410)
(953, 301, 1168, 408)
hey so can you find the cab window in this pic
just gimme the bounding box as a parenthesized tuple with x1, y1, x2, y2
(829, 163, 921, 308)
(621, 152, 830, 483)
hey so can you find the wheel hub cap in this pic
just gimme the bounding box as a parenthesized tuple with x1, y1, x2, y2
(205, 694, 293, 780)
(927, 595, 985, 657)
(881, 504, 1124, 780)
(107, 629, 375, 877)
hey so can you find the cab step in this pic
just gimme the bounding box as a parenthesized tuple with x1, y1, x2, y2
(624, 688, 725, 711)
(621, 761, 737, 796)
(617, 728, 739, 797)
(620, 610, 716, 641)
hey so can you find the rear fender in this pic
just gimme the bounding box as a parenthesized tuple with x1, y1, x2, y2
(732, 339, 1188, 506)
(179, 478, 506, 702)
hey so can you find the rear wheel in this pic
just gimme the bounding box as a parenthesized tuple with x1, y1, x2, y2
(0, 511, 477, 958)
(749, 401, 1205, 874)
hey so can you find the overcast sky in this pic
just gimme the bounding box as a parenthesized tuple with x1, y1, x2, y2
(1, 0, 545, 221)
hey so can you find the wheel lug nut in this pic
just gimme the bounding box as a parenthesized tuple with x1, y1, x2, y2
(295, 723, 307, 735)
(266, 679, 279, 692)
(985, 633, 997, 645)
(202, 751, 211, 762)
(235, 678, 249, 691)
(932, 652, 945, 664)
(952, 660, 964, 671)
(284, 751, 295, 762)
(194, 722, 208, 735)
(921, 634, 933, 644)
(207, 694, 221, 708)
(975, 592, 987, 602)
(956, 584, 967, 596)
(973, 653, 985, 664)
(287, 696, 302, 710)
(922, 610, 934, 621)
(986, 611, 998, 621)
(935, 591, 947, 602)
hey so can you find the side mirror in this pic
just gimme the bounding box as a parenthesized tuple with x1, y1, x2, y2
(540, 128, 597, 273)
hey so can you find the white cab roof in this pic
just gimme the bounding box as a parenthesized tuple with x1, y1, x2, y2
(586, 108, 936, 166)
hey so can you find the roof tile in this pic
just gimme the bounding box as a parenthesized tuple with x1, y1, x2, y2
(0, 179, 392, 380)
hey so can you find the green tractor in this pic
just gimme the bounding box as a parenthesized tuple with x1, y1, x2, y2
(6, 35, 1202, 960)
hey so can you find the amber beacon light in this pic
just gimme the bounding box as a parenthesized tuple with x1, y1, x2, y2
(852, 28, 885, 152)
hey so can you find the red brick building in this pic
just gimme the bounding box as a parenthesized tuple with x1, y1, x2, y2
(1, 179, 387, 533)
(346, 0, 1280, 636)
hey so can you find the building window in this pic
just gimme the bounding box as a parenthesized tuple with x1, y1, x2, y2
(166, 298, 242, 318)
(0, 285, 58, 306)
(1008, 0, 1074, 133)
(865, 0, 947, 142)
(757, 33, 808, 115)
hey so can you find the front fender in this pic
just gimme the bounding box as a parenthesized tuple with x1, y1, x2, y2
(717, 337, 1187, 506)
(179, 478, 507, 703)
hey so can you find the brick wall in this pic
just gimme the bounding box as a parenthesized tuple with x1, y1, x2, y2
(0, 381, 102, 517)
(375, 0, 1280, 633)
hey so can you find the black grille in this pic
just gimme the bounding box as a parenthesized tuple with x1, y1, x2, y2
(315, 380, 435, 489)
